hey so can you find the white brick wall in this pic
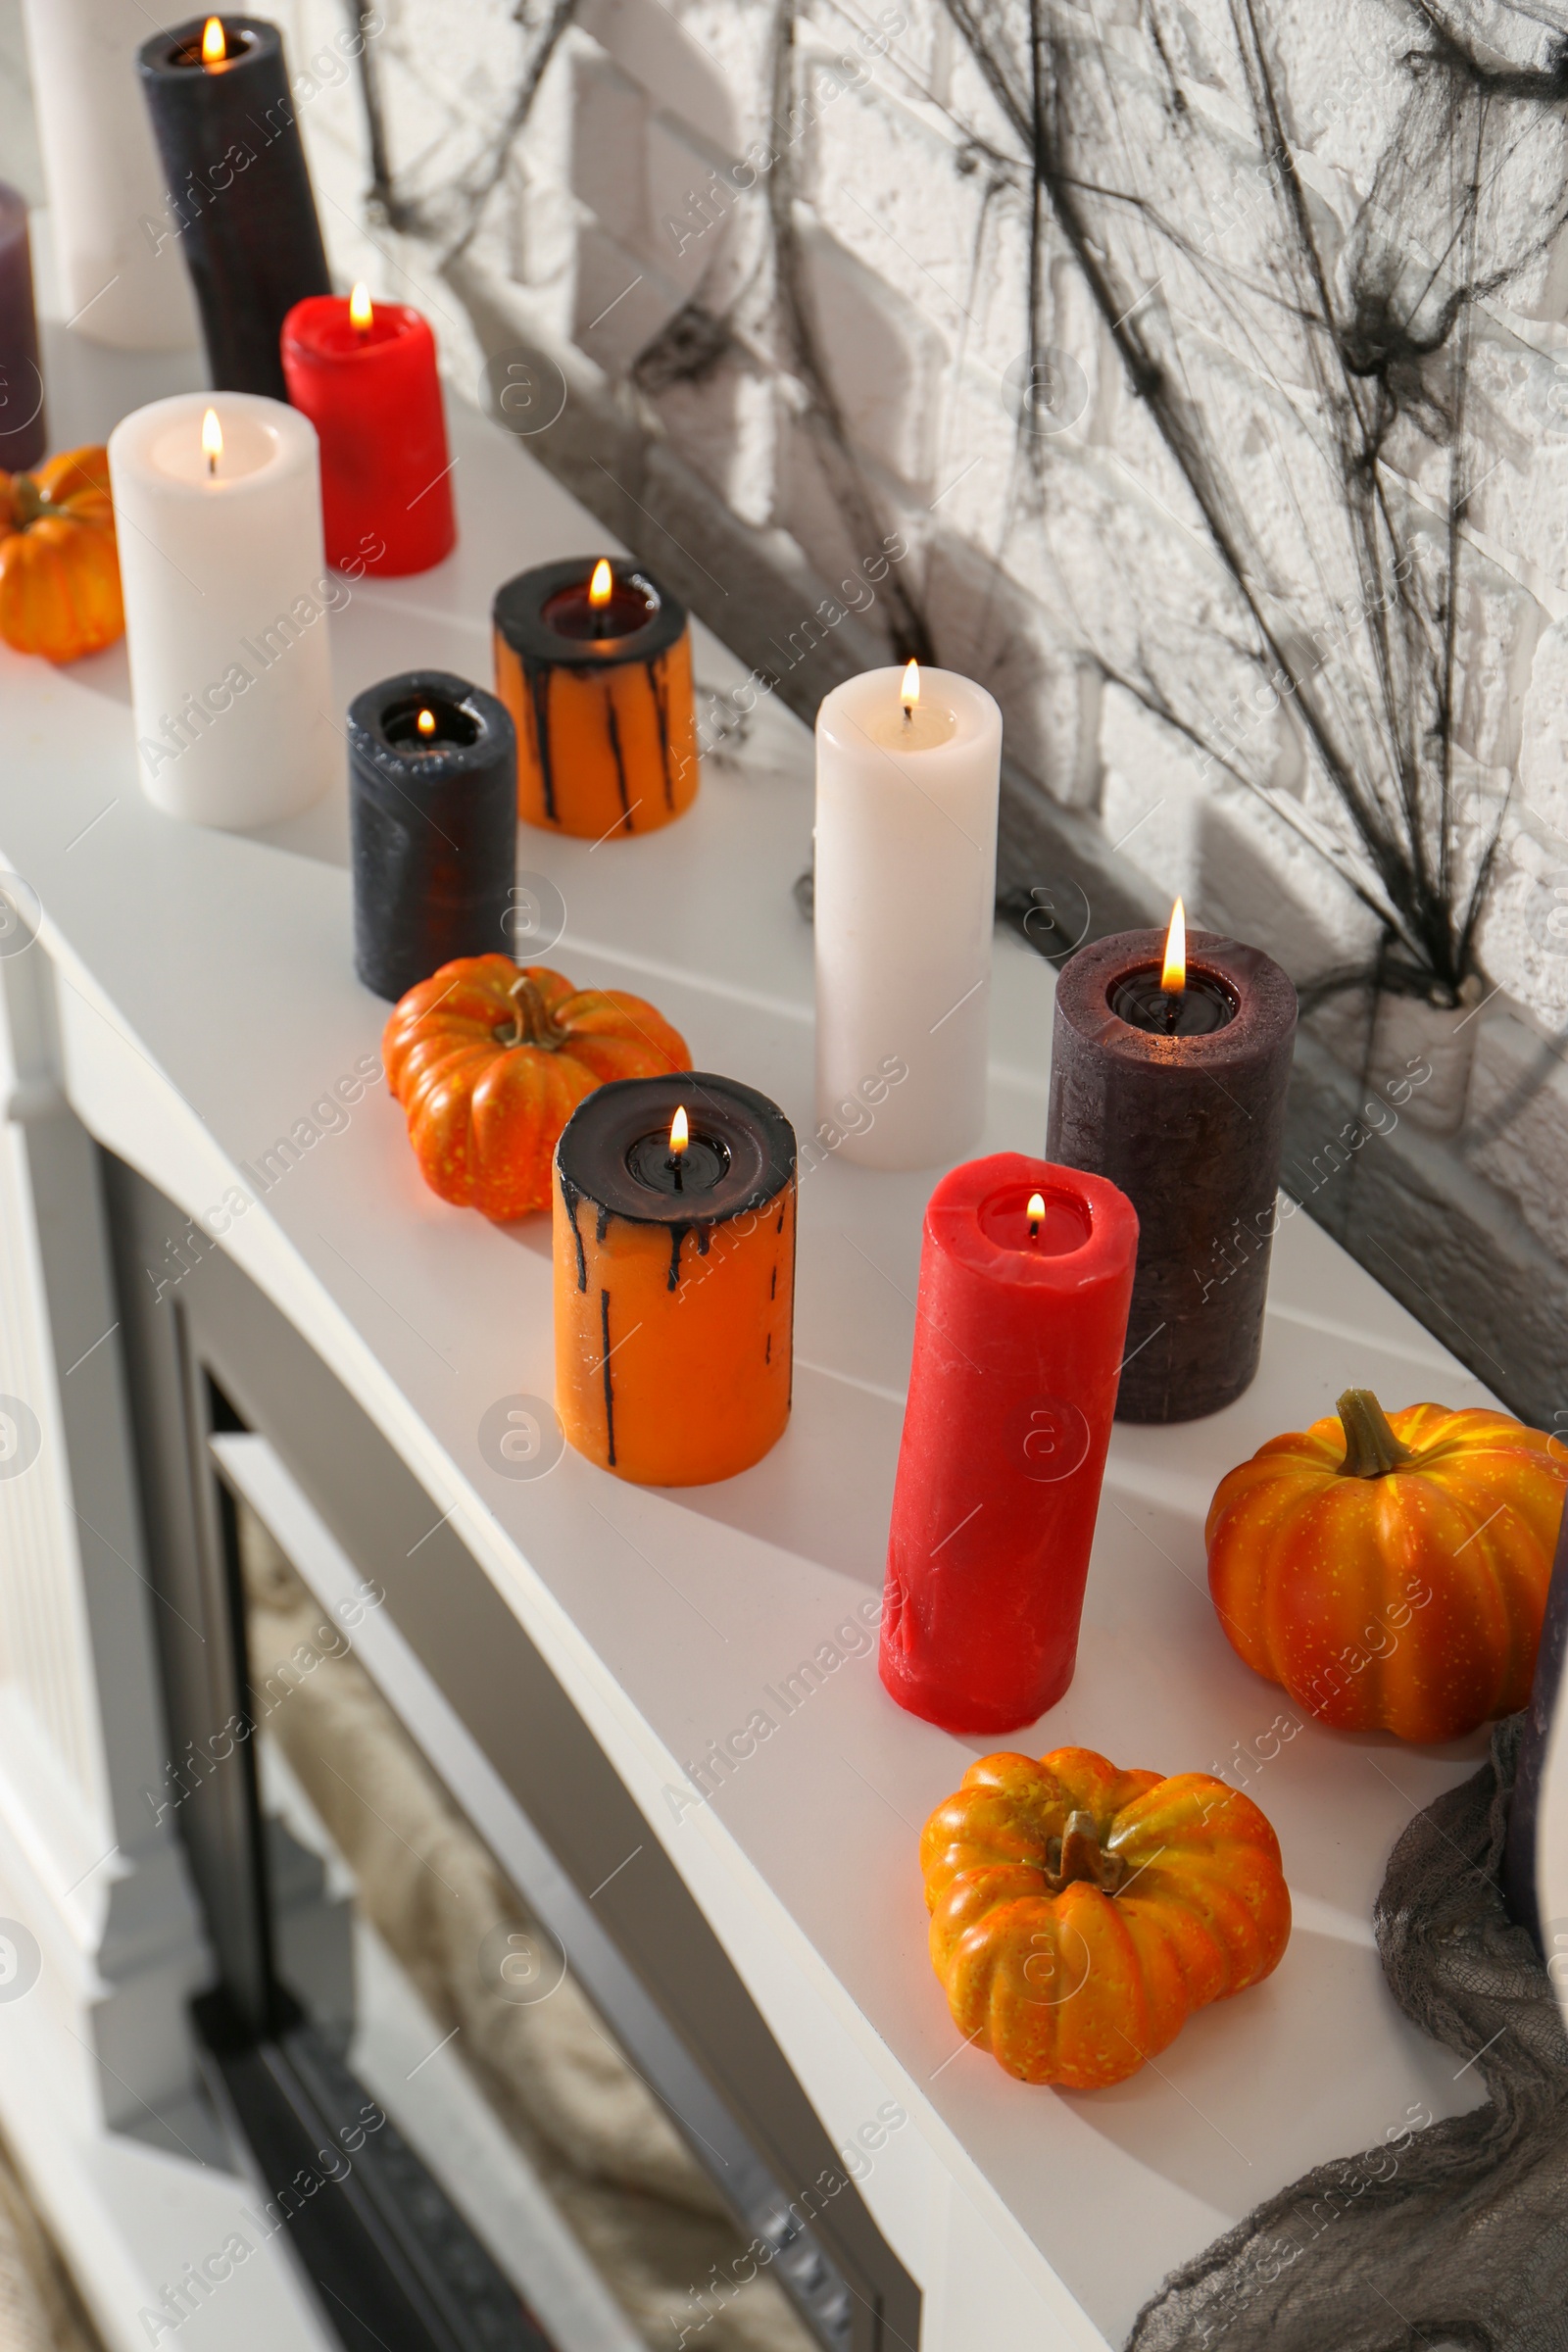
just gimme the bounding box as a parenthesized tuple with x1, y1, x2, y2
(284, 0, 1568, 1295)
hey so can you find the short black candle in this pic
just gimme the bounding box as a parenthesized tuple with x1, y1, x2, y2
(348, 669, 517, 1004)
(1109, 965, 1238, 1037)
(381, 695, 479, 754)
(625, 1127, 731, 1197)
(138, 17, 331, 400)
(1047, 926, 1297, 1423)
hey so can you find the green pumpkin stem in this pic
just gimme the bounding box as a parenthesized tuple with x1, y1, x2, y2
(501, 974, 566, 1052)
(1335, 1388, 1413, 1479)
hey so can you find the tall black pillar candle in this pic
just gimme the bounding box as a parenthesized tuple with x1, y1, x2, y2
(1503, 1497, 1568, 1954)
(349, 671, 517, 1004)
(1046, 911, 1297, 1421)
(137, 17, 330, 400)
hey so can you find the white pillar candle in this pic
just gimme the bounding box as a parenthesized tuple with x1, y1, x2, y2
(814, 663, 1003, 1170)
(108, 392, 338, 829)
(19, 0, 197, 352)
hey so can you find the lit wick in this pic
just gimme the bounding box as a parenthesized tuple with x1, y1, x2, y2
(1159, 897, 1186, 1036)
(901, 657, 919, 729)
(667, 1102, 689, 1193)
(201, 407, 222, 479)
(416, 707, 436, 742)
(1027, 1191, 1046, 1243)
(201, 16, 226, 68)
(349, 281, 373, 342)
(589, 558, 613, 642)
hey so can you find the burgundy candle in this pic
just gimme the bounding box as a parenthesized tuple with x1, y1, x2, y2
(879, 1152, 1138, 1734)
(0, 181, 46, 472)
(1046, 903, 1297, 1423)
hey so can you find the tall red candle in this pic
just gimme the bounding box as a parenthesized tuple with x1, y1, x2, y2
(879, 1152, 1138, 1734)
(280, 288, 456, 576)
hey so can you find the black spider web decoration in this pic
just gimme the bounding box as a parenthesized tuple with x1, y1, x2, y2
(351, 0, 1568, 1002)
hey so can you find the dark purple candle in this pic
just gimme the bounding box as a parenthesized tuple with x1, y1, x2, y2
(1046, 909, 1297, 1422)
(0, 181, 46, 473)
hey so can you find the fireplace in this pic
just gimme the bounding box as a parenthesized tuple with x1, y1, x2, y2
(106, 1152, 919, 2352)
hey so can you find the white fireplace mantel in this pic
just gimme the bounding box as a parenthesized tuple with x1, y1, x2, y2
(0, 324, 1561, 2352)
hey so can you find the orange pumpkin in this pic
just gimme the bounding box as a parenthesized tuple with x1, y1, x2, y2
(383, 956, 690, 1219)
(920, 1746, 1290, 2089)
(0, 447, 124, 663)
(1206, 1389, 1568, 1743)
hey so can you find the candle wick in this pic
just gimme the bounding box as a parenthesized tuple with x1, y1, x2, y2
(668, 1155, 683, 1192)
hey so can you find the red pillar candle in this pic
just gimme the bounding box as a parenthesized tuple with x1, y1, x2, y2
(280, 286, 456, 576)
(879, 1152, 1138, 1734)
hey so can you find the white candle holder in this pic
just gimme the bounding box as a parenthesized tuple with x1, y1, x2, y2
(108, 391, 338, 829)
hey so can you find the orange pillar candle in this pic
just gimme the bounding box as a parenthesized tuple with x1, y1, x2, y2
(554, 1074, 796, 1485)
(493, 558, 698, 839)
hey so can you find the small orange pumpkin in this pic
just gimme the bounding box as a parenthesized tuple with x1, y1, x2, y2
(920, 1746, 1290, 2089)
(0, 447, 124, 663)
(383, 956, 690, 1219)
(1206, 1389, 1567, 1743)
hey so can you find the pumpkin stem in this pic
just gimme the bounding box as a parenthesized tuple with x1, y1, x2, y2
(1048, 1809, 1127, 1894)
(11, 475, 44, 529)
(1336, 1388, 1413, 1479)
(500, 973, 567, 1052)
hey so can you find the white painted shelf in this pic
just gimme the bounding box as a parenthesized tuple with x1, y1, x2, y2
(0, 354, 1499, 2349)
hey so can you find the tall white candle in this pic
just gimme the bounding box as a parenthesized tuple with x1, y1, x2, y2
(814, 664, 1002, 1170)
(19, 0, 197, 351)
(108, 393, 338, 829)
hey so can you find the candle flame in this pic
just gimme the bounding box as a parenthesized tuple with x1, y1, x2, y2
(589, 560, 613, 607)
(201, 16, 226, 65)
(1027, 1191, 1046, 1240)
(669, 1104, 689, 1155)
(349, 281, 373, 332)
(416, 708, 436, 738)
(201, 407, 222, 475)
(1160, 897, 1187, 995)
(901, 658, 920, 712)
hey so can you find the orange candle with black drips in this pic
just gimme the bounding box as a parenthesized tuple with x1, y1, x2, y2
(554, 1074, 796, 1485)
(493, 558, 698, 839)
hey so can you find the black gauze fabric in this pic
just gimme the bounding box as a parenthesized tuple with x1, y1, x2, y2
(1127, 1717, 1568, 2350)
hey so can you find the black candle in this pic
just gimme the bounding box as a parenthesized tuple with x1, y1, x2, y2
(137, 17, 331, 400)
(1503, 1500, 1568, 1953)
(553, 1074, 797, 1485)
(0, 180, 45, 471)
(1046, 910, 1297, 1422)
(492, 558, 699, 840)
(348, 670, 517, 1004)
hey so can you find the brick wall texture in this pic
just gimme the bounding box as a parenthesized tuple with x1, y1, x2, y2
(281, 0, 1568, 1297)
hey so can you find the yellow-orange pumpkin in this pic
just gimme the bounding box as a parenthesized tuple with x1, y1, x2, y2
(920, 1746, 1290, 2089)
(1206, 1389, 1567, 1742)
(383, 956, 690, 1220)
(0, 447, 123, 663)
